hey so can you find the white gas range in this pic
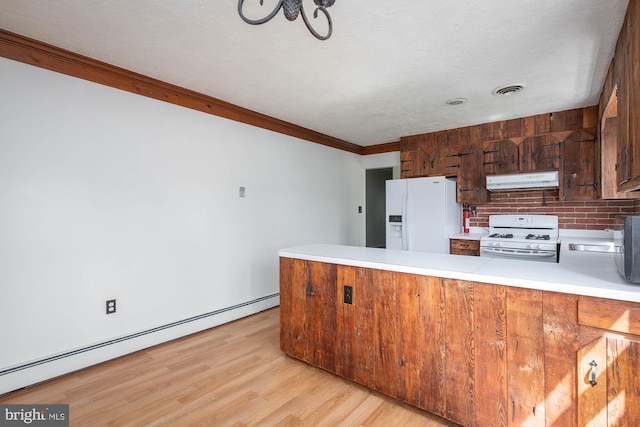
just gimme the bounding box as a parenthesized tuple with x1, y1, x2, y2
(480, 215, 560, 263)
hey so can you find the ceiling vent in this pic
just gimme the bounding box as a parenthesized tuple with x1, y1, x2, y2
(493, 85, 525, 96)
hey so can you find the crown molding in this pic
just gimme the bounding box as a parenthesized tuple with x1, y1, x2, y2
(0, 29, 404, 155)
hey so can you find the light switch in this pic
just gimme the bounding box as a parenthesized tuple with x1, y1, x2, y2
(239, 187, 246, 198)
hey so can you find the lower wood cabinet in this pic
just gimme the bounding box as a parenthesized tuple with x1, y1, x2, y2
(450, 238, 480, 256)
(577, 296, 640, 426)
(279, 257, 640, 426)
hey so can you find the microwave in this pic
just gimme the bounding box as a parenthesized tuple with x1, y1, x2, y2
(616, 216, 640, 283)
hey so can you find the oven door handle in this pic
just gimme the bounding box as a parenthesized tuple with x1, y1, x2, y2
(480, 247, 557, 257)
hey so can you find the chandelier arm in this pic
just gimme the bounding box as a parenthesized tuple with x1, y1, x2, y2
(238, 0, 284, 25)
(300, 4, 332, 40)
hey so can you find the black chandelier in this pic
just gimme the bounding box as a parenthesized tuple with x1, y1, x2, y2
(238, 0, 335, 41)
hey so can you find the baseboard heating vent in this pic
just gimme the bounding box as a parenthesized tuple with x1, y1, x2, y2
(0, 293, 279, 377)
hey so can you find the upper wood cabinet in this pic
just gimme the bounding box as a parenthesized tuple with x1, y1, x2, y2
(457, 144, 489, 203)
(610, 0, 640, 192)
(429, 146, 462, 177)
(520, 135, 562, 172)
(563, 131, 598, 201)
(483, 139, 519, 175)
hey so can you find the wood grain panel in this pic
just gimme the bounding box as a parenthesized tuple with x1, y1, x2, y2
(520, 135, 562, 171)
(578, 296, 640, 336)
(543, 292, 580, 427)
(336, 265, 357, 380)
(506, 287, 545, 426)
(444, 279, 475, 426)
(354, 268, 375, 389)
(577, 336, 607, 427)
(395, 272, 422, 406)
(563, 130, 598, 200)
(0, 29, 368, 155)
(305, 261, 337, 371)
(418, 276, 447, 417)
(280, 258, 308, 360)
(474, 282, 507, 427)
(371, 270, 398, 397)
(607, 336, 640, 425)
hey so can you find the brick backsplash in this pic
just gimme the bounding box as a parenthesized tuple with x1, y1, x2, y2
(468, 190, 640, 230)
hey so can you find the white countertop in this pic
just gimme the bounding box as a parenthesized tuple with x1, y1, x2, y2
(279, 234, 640, 303)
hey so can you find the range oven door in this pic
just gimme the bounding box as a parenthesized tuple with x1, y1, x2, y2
(480, 246, 558, 262)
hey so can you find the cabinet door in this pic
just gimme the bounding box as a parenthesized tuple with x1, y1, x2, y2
(400, 150, 417, 178)
(305, 261, 338, 371)
(457, 144, 489, 203)
(563, 131, 598, 200)
(279, 257, 307, 360)
(279, 259, 337, 370)
(430, 147, 462, 176)
(578, 335, 640, 426)
(520, 135, 562, 171)
(483, 139, 519, 175)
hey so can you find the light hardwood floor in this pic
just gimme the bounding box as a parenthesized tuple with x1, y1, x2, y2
(0, 308, 456, 426)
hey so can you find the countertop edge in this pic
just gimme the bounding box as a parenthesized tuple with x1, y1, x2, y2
(279, 244, 640, 304)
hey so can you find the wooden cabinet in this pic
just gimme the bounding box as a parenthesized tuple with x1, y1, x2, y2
(279, 258, 337, 370)
(449, 238, 480, 256)
(457, 144, 489, 203)
(281, 259, 640, 426)
(577, 296, 640, 426)
(429, 146, 462, 177)
(610, 0, 640, 192)
(483, 139, 519, 175)
(563, 130, 598, 200)
(520, 135, 562, 172)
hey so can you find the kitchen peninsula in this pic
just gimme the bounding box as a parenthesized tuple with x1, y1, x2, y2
(279, 244, 640, 426)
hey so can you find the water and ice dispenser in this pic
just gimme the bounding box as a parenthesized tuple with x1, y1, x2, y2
(388, 215, 403, 237)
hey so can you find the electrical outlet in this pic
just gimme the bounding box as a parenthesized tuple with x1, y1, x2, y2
(343, 286, 353, 305)
(358, 206, 362, 213)
(239, 186, 246, 198)
(106, 299, 116, 314)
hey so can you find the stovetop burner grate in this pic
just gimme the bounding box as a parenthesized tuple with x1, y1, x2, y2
(526, 234, 550, 240)
(488, 233, 514, 238)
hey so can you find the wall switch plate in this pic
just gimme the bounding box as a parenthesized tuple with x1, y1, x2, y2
(106, 299, 116, 314)
(343, 286, 353, 305)
(239, 187, 246, 198)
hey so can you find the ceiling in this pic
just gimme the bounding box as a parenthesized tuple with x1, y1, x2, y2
(0, 0, 630, 147)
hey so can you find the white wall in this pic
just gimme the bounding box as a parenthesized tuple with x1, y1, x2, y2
(0, 57, 365, 392)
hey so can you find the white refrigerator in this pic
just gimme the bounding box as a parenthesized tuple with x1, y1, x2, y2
(386, 176, 461, 253)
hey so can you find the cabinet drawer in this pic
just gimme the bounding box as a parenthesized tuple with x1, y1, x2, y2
(449, 239, 480, 256)
(578, 296, 640, 335)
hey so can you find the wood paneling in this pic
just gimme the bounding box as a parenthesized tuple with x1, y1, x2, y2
(506, 287, 545, 426)
(443, 279, 475, 426)
(474, 282, 508, 427)
(418, 276, 447, 417)
(543, 292, 580, 427)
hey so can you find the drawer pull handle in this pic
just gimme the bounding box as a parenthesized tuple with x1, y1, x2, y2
(589, 360, 598, 387)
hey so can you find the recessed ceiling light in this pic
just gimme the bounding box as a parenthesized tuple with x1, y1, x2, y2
(446, 98, 468, 105)
(493, 84, 526, 96)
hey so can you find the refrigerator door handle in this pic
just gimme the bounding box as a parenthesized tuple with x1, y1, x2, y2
(403, 192, 410, 250)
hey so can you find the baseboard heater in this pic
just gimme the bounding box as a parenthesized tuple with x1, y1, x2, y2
(0, 293, 279, 378)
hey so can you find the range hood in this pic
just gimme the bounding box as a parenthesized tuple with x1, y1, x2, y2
(486, 171, 559, 191)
